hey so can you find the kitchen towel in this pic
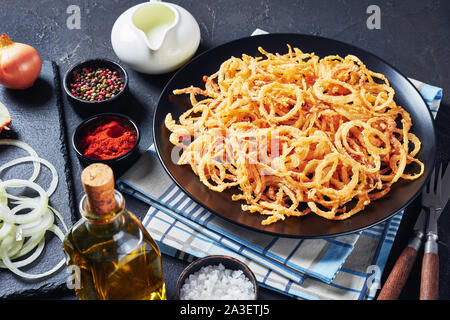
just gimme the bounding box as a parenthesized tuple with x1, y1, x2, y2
(117, 29, 443, 300)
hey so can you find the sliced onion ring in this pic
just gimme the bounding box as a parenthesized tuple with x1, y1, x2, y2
(0, 139, 68, 280)
(0, 179, 48, 224)
(0, 156, 58, 196)
(0, 139, 40, 182)
(0, 238, 45, 269)
(0, 225, 66, 279)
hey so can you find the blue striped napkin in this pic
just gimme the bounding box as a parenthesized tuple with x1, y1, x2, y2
(117, 30, 443, 300)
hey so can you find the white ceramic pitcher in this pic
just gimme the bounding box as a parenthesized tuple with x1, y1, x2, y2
(111, 0, 201, 74)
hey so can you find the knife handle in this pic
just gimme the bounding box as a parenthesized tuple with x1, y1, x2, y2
(377, 238, 420, 300)
(420, 234, 439, 300)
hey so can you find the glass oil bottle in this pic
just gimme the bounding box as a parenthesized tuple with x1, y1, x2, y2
(63, 163, 166, 300)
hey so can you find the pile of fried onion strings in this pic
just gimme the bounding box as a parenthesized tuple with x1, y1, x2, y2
(166, 46, 424, 225)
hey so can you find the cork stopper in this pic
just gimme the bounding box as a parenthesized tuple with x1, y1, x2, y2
(81, 163, 116, 216)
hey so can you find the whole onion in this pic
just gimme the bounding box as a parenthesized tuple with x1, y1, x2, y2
(0, 33, 42, 90)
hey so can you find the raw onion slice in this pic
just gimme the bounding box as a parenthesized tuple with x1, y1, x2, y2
(0, 238, 45, 269)
(1, 225, 66, 279)
(0, 221, 14, 241)
(2, 231, 45, 263)
(20, 209, 55, 237)
(0, 156, 58, 196)
(0, 139, 68, 280)
(0, 179, 48, 224)
(0, 139, 40, 182)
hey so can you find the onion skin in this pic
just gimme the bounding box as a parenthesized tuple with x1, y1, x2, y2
(0, 34, 42, 90)
(0, 101, 11, 134)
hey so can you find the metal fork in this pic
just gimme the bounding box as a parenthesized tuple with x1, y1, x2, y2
(378, 163, 449, 300)
(420, 164, 444, 300)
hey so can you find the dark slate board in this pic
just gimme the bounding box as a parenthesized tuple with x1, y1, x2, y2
(0, 61, 76, 299)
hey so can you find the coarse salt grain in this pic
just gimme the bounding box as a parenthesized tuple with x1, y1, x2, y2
(179, 263, 255, 300)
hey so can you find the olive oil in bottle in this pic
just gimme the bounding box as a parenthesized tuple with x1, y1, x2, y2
(63, 163, 166, 300)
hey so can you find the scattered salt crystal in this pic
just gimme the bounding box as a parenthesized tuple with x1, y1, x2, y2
(179, 263, 255, 300)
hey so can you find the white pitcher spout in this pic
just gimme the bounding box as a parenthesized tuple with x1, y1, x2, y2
(111, 0, 201, 74)
(131, 2, 179, 52)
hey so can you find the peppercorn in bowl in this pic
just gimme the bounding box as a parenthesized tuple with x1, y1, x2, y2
(72, 113, 141, 171)
(63, 58, 128, 105)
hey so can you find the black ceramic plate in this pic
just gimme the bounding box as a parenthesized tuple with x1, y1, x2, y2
(153, 33, 436, 238)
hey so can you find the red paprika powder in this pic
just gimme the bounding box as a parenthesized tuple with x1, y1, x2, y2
(79, 120, 137, 160)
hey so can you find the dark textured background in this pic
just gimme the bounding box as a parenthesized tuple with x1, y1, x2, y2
(0, 0, 449, 300)
(0, 61, 76, 299)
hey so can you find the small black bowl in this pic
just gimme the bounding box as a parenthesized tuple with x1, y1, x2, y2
(175, 255, 258, 300)
(72, 113, 140, 171)
(63, 58, 128, 107)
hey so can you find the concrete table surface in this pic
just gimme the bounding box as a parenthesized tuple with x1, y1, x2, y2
(1, 0, 449, 300)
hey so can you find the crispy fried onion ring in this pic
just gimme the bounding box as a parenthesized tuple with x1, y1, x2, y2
(165, 45, 424, 225)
